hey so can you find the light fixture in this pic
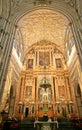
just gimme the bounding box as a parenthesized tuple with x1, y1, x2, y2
(18, 101, 23, 105)
(40, 65, 51, 90)
(18, 101, 24, 114)
(69, 100, 73, 104)
(56, 101, 61, 104)
(40, 77, 51, 90)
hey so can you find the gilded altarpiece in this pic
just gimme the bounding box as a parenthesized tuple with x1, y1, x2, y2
(16, 41, 78, 119)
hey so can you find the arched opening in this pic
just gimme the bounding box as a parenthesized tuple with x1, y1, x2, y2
(0, 2, 82, 121)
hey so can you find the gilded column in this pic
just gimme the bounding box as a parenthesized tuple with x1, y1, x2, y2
(36, 51, 37, 66)
(51, 77, 54, 102)
(65, 77, 71, 100)
(32, 77, 35, 115)
(20, 75, 25, 101)
(55, 77, 59, 101)
(50, 51, 52, 66)
(37, 51, 39, 66)
(53, 77, 56, 113)
(35, 77, 38, 116)
(32, 78, 35, 101)
(51, 50, 53, 66)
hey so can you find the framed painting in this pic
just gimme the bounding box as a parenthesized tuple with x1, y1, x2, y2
(55, 58, 62, 68)
(28, 59, 33, 68)
(58, 85, 65, 99)
(39, 51, 50, 66)
(25, 86, 32, 98)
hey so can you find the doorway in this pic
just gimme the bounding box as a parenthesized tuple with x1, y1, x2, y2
(25, 107, 29, 117)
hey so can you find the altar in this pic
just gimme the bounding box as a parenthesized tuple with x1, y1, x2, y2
(34, 120, 59, 130)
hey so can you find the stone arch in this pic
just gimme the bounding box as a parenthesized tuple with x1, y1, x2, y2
(23, 40, 67, 62)
(13, 5, 82, 66)
(0, 1, 82, 103)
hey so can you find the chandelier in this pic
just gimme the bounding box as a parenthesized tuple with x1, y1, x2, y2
(40, 65, 51, 90)
(40, 78, 51, 90)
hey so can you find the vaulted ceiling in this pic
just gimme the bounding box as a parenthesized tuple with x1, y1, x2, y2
(17, 8, 71, 54)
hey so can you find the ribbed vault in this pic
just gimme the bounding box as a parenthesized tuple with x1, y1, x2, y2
(17, 8, 72, 54)
(0, 0, 82, 104)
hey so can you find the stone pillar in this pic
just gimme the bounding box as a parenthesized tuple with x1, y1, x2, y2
(0, 0, 2, 15)
(71, 22, 82, 69)
(14, 76, 22, 116)
(68, 77, 77, 113)
(0, 23, 16, 103)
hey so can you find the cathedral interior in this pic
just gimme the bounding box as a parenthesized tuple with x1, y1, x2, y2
(0, 0, 82, 129)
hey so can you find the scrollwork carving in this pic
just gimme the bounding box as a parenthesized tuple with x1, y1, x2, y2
(11, 0, 22, 7)
(33, 0, 52, 5)
(65, 0, 75, 7)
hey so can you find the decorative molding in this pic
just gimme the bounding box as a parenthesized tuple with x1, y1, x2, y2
(11, 0, 23, 7)
(33, 0, 52, 5)
(65, 0, 75, 7)
(33, 0, 75, 7)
